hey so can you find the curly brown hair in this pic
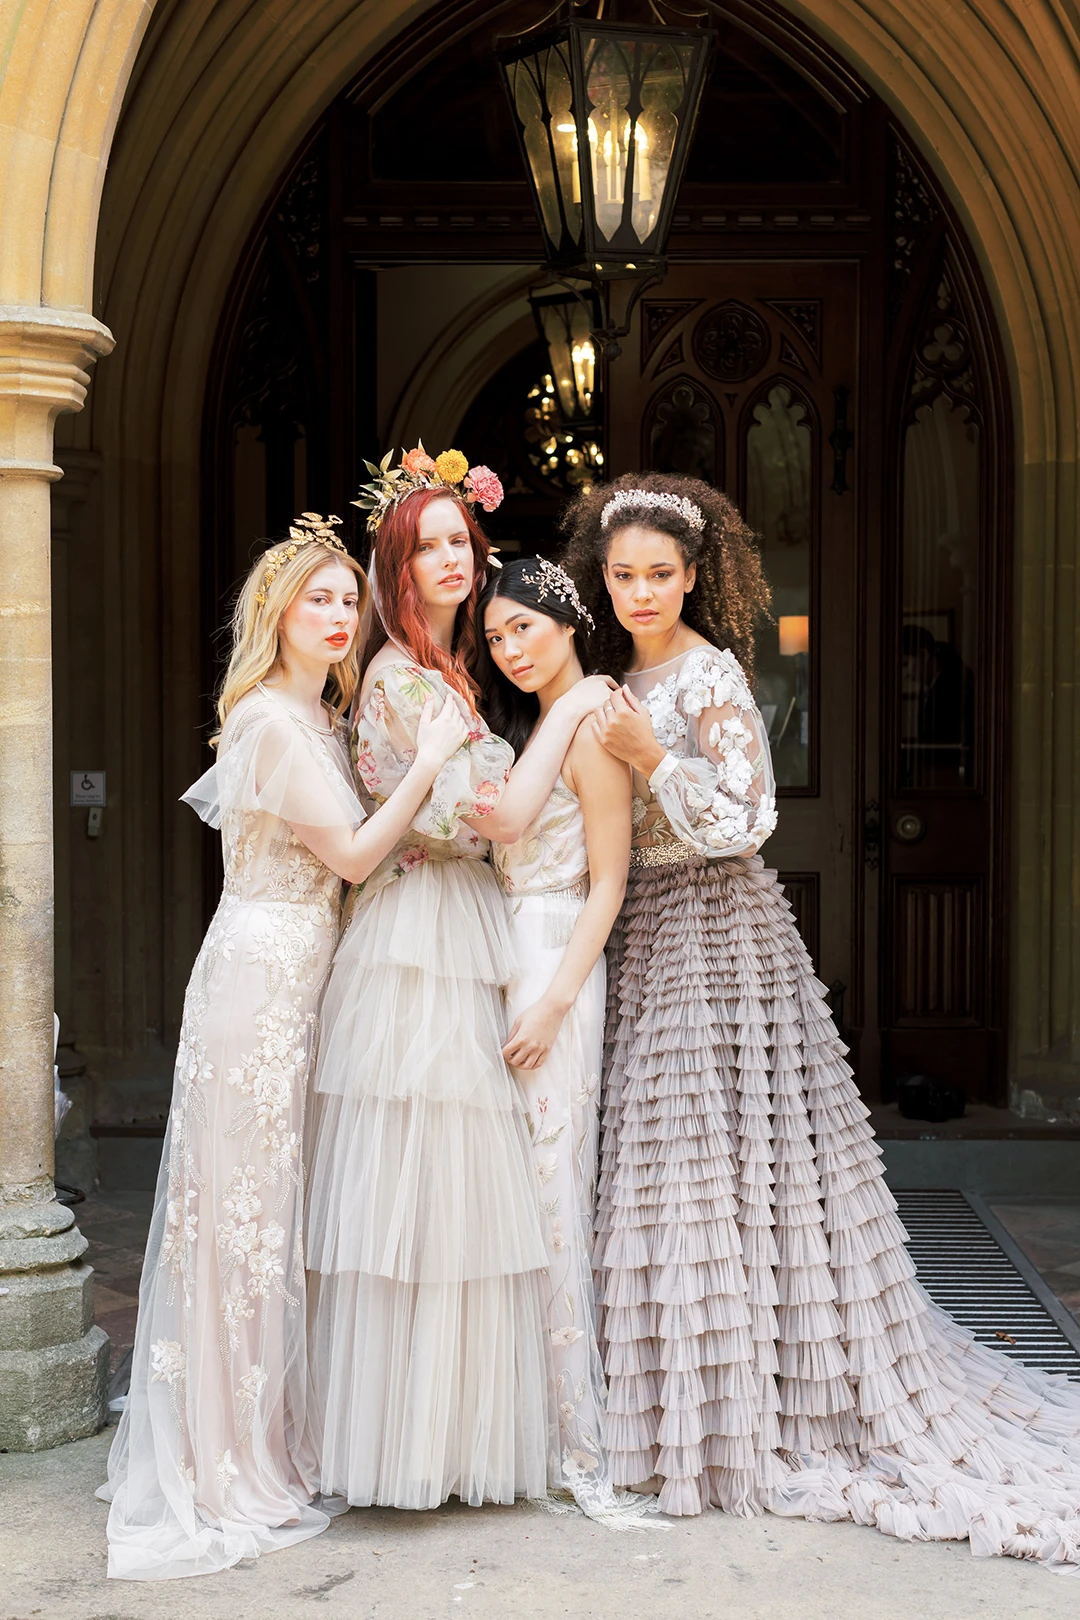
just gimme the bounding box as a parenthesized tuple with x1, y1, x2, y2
(559, 471, 771, 679)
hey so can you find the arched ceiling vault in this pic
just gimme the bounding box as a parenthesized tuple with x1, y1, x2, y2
(15, 0, 1077, 1069)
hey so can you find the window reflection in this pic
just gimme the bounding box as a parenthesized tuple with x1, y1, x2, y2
(900, 395, 978, 787)
(746, 384, 812, 788)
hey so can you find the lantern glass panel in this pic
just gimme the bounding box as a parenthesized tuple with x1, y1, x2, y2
(583, 33, 697, 247)
(533, 297, 597, 424)
(506, 45, 581, 252)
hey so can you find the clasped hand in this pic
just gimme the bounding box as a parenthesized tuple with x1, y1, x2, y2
(502, 995, 565, 1071)
(591, 685, 665, 776)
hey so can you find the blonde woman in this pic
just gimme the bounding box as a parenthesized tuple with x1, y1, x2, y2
(99, 515, 468, 1580)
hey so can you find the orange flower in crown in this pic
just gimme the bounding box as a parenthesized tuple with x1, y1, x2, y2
(353, 441, 505, 536)
(401, 445, 436, 477)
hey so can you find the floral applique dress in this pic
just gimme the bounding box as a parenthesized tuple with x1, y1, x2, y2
(599, 643, 1080, 1572)
(99, 689, 364, 1580)
(493, 780, 653, 1527)
(304, 657, 555, 1510)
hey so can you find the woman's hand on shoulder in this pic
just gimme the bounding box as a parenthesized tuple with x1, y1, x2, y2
(554, 672, 618, 726)
(415, 693, 469, 773)
(565, 707, 631, 796)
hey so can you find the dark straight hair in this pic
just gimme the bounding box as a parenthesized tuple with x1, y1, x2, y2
(474, 557, 594, 756)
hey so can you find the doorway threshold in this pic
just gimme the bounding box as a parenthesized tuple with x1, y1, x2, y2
(870, 1103, 1080, 1140)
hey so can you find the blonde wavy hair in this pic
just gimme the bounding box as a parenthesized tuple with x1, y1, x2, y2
(213, 541, 368, 743)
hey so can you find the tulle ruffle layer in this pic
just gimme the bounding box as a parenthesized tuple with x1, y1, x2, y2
(307, 862, 547, 1283)
(305, 856, 554, 1507)
(598, 853, 1080, 1570)
(307, 1270, 552, 1509)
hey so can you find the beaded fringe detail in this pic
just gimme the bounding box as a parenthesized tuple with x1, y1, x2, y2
(597, 853, 1080, 1571)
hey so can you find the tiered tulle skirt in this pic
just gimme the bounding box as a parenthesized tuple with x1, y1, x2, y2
(305, 854, 555, 1510)
(598, 851, 1080, 1570)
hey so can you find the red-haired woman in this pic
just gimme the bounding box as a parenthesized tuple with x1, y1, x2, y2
(305, 458, 614, 1511)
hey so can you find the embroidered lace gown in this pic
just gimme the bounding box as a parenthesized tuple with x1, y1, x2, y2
(99, 690, 365, 1580)
(493, 779, 642, 1524)
(304, 657, 554, 1509)
(598, 642, 1080, 1569)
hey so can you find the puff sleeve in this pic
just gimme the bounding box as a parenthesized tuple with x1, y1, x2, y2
(647, 648, 777, 858)
(353, 662, 513, 840)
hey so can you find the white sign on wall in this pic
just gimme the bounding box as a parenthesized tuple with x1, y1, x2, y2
(70, 771, 106, 807)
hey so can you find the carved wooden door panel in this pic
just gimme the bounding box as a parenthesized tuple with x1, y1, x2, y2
(606, 263, 862, 1063)
(881, 243, 1009, 1099)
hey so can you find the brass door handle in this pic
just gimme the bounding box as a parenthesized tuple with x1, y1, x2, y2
(894, 811, 925, 842)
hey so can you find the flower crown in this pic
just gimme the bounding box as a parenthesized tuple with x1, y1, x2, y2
(520, 557, 595, 631)
(600, 489, 706, 534)
(353, 442, 505, 540)
(255, 513, 348, 606)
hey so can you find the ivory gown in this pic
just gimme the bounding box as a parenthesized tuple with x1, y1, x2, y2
(494, 776, 650, 1524)
(304, 656, 555, 1510)
(598, 641, 1080, 1570)
(99, 688, 364, 1579)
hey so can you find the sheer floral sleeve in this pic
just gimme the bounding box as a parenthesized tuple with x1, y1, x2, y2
(353, 660, 513, 840)
(640, 646, 777, 858)
(182, 696, 365, 831)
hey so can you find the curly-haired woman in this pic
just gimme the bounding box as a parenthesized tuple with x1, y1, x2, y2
(561, 471, 1080, 1570)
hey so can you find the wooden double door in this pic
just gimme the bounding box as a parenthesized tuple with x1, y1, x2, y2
(604, 261, 1007, 1101)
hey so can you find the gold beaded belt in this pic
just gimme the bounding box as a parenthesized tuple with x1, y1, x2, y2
(629, 838, 699, 869)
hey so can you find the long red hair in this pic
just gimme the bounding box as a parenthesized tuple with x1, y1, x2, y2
(361, 486, 490, 704)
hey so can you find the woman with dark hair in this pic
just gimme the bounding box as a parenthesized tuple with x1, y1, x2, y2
(560, 470, 1080, 1570)
(304, 451, 615, 1513)
(476, 559, 646, 1524)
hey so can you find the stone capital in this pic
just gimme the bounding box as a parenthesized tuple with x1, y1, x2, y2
(0, 306, 114, 478)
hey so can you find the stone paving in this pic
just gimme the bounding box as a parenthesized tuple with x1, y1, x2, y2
(6, 1188, 1076, 1618)
(990, 1199, 1080, 1325)
(5, 1426, 1080, 1620)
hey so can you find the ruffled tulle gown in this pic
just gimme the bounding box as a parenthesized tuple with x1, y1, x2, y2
(494, 779, 650, 1526)
(304, 656, 555, 1509)
(598, 642, 1080, 1569)
(99, 688, 365, 1579)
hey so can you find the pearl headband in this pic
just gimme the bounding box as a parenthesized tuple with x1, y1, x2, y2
(600, 489, 706, 534)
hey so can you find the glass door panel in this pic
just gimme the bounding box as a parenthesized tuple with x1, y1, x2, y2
(899, 394, 979, 789)
(745, 383, 814, 788)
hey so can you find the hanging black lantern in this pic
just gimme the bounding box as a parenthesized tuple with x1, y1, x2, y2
(498, 16, 714, 282)
(528, 286, 602, 431)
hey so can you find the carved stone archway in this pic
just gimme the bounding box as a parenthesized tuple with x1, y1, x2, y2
(1, 0, 1078, 1447)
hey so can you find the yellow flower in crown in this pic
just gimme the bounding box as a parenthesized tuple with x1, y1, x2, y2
(353, 442, 505, 544)
(434, 448, 469, 485)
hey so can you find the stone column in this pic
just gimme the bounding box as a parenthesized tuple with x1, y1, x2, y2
(0, 306, 114, 1451)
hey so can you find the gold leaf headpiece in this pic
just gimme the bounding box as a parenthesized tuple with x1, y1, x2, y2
(255, 513, 348, 606)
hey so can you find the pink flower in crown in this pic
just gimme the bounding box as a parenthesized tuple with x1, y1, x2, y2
(465, 465, 504, 513)
(402, 446, 436, 477)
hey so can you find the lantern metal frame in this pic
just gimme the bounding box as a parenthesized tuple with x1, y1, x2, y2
(498, 11, 713, 356)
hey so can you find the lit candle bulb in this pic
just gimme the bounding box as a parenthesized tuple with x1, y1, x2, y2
(556, 123, 580, 204)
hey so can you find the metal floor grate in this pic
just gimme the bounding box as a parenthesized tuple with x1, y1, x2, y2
(894, 1189, 1080, 1381)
